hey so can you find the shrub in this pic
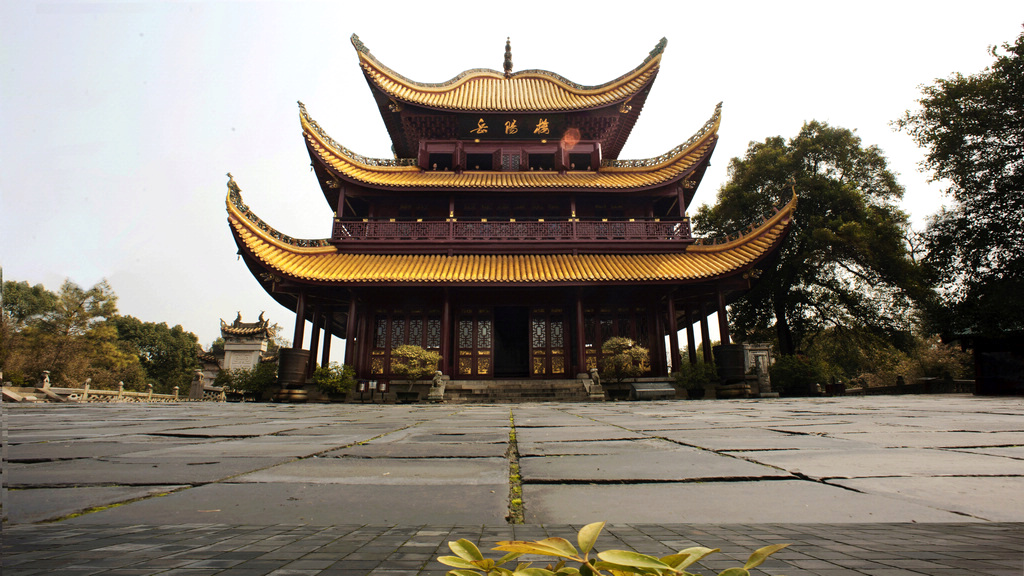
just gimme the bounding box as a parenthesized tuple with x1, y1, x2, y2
(439, 521, 788, 576)
(673, 359, 718, 389)
(390, 345, 441, 380)
(214, 362, 277, 393)
(600, 337, 650, 383)
(769, 354, 828, 396)
(312, 362, 356, 395)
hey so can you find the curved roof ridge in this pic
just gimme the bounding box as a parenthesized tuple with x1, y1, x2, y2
(225, 174, 333, 251)
(603, 102, 722, 171)
(351, 33, 666, 94)
(688, 191, 798, 253)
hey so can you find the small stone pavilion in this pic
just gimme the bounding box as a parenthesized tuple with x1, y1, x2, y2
(225, 35, 795, 399)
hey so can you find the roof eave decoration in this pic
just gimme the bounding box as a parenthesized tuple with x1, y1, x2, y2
(351, 33, 665, 112)
(225, 176, 796, 286)
(301, 102, 721, 190)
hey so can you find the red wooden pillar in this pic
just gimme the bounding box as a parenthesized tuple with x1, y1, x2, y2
(575, 291, 586, 375)
(308, 307, 323, 377)
(685, 305, 698, 365)
(344, 298, 358, 367)
(292, 291, 307, 350)
(666, 296, 681, 373)
(321, 318, 332, 367)
(441, 289, 452, 376)
(699, 302, 713, 364)
(717, 288, 731, 346)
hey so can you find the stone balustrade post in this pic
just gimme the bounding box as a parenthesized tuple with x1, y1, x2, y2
(117, 382, 124, 398)
(146, 383, 153, 401)
(83, 378, 91, 401)
(173, 386, 179, 400)
(41, 370, 51, 389)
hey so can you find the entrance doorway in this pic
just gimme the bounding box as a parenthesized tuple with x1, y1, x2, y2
(494, 306, 529, 377)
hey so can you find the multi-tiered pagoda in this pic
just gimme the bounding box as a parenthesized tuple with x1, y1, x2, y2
(226, 35, 795, 396)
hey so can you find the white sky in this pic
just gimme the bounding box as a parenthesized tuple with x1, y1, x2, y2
(2, 1, 1021, 351)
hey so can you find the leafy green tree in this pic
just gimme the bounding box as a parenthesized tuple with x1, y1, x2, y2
(111, 315, 200, 394)
(214, 362, 278, 394)
(694, 121, 923, 357)
(2, 280, 58, 329)
(896, 26, 1024, 338)
(312, 362, 357, 395)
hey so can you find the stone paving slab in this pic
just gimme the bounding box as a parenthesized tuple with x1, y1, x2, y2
(62, 483, 509, 525)
(4, 485, 190, 524)
(830, 476, 1024, 522)
(727, 446, 1024, 479)
(6, 456, 293, 486)
(233, 457, 508, 485)
(517, 437, 678, 456)
(520, 450, 792, 481)
(6, 436, 219, 461)
(523, 479, 978, 524)
(328, 442, 508, 458)
(653, 428, 871, 451)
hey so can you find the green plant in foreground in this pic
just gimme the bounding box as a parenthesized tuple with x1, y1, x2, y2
(439, 522, 788, 576)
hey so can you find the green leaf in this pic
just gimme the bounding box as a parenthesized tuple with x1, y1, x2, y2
(492, 567, 516, 576)
(743, 544, 789, 570)
(596, 550, 672, 571)
(447, 570, 484, 576)
(439, 556, 479, 569)
(514, 569, 557, 576)
(659, 553, 692, 569)
(495, 538, 578, 559)
(496, 552, 524, 565)
(473, 559, 495, 571)
(674, 547, 718, 569)
(577, 522, 605, 555)
(716, 569, 748, 576)
(451, 539, 485, 562)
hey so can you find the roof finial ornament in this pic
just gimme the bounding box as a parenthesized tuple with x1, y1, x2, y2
(503, 37, 513, 78)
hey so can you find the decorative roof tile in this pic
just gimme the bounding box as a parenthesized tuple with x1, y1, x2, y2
(352, 34, 665, 112)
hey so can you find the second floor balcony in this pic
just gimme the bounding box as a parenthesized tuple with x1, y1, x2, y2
(331, 217, 693, 247)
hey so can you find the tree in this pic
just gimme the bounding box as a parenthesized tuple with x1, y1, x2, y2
(111, 315, 200, 394)
(694, 121, 923, 357)
(896, 25, 1024, 338)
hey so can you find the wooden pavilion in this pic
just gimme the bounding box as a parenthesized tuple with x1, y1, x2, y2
(226, 35, 795, 395)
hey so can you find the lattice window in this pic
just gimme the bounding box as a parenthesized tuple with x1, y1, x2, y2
(458, 318, 474, 349)
(477, 316, 492, 349)
(374, 315, 388, 349)
(532, 316, 547, 349)
(427, 317, 441, 349)
(408, 318, 423, 348)
(390, 318, 406, 349)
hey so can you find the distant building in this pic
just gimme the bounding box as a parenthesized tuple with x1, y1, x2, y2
(197, 313, 277, 384)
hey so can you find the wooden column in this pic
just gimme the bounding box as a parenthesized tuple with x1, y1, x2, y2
(575, 291, 586, 375)
(308, 307, 323, 377)
(320, 307, 332, 367)
(666, 296, 681, 373)
(441, 289, 452, 376)
(292, 291, 307, 350)
(699, 302, 713, 364)
(717, 288, 731, 346)
(344, 298, 358, 367)
(685, 305, 698, 365)
(355, 309, 368, 378)
(653, 309, 666, 376)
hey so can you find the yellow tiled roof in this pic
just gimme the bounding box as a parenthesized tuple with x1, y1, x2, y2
(301, 102, 721, 190)
(226, 185, 795, 286)
(352, 34, 664, 112)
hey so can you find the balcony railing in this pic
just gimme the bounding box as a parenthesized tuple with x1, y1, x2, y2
(331, 218, 692, 243)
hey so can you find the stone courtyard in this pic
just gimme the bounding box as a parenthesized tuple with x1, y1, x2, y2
(3, 395, 1023, 575)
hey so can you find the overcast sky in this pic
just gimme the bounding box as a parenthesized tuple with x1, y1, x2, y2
(2, 1, 1021, 351)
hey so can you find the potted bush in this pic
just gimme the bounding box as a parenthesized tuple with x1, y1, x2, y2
(599, 337, 650, 384)
(312, 362, 356, 401)
(390, 345, 441, 402)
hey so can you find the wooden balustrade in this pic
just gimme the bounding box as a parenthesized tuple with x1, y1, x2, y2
(332, 219, 691, 243)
